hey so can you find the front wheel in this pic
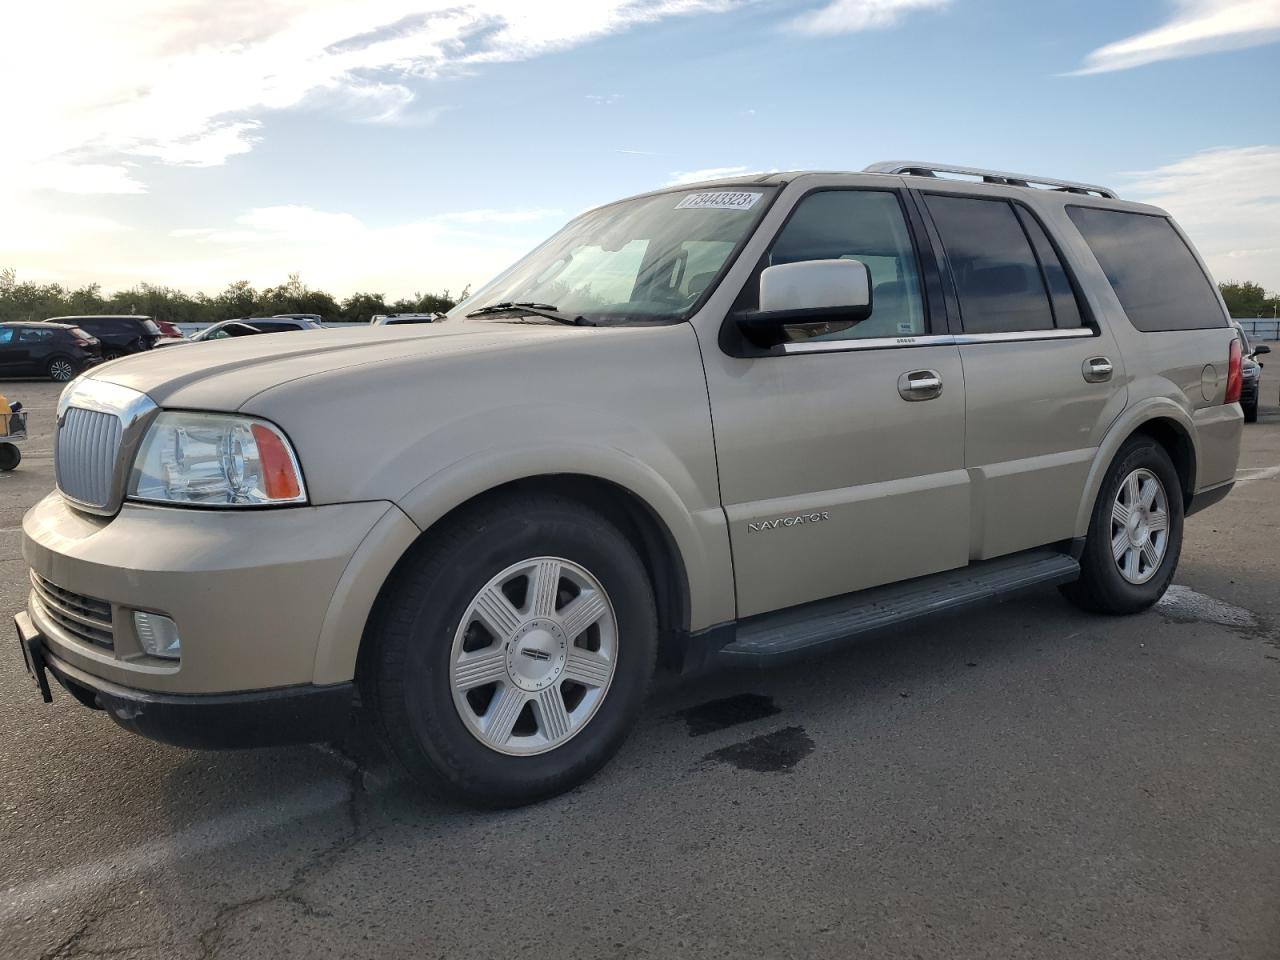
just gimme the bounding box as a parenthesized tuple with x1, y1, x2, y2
(1061, 437, 1183, 615)
(1243, 398, 1258, 423)
(0, 443, 19, 471)
(363, 494, 658, 807)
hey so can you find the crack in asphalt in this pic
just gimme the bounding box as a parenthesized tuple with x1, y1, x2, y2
(38, 764, 370, 960)
(192, 765, 369, 960)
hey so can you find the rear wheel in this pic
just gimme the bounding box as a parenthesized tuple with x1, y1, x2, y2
(363, 494, 658, 807)
(1061, 437, 1183, 615)
(103, 350, 124, 362)
(1243, 398, 1258, 423)
(47, 357, 77, 382)
(0, 444, 19, 471)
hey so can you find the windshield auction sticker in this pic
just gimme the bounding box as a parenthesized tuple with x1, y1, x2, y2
(675, 191, 763, 211)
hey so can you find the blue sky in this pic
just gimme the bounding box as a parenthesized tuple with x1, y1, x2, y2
(4, 0, 1279, 297)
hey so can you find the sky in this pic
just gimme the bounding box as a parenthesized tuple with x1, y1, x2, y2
(3, 0, 1279, 299)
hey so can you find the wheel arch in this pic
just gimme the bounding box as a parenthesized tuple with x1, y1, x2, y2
(328, 463, 720, 689)
(1074, 400, 1199, 538)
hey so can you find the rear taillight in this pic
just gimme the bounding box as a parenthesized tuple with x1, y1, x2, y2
(1225, 337, 1243, 404)
(74, 339, 91, 347)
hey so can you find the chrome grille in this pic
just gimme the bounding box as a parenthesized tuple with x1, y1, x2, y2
(31, 572, 114, 649)
(56, 407, 123, 510)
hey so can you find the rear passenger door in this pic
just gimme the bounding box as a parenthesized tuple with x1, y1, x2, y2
(917, 191, 1127, 560)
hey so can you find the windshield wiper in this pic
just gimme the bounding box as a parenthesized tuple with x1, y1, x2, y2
(465, 301, 595, 326)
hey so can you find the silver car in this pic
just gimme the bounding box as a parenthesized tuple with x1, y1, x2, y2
(17, 161, 1243, 806)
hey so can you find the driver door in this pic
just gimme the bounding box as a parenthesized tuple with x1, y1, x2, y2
(701, 187, 970, 618)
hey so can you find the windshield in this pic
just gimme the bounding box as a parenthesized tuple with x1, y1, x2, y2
(452, 187, 776, 324)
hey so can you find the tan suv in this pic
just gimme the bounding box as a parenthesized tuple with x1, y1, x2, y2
(16, 162, 1244, 806)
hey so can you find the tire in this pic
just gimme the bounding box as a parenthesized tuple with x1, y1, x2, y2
(1243, 399, 1258, 423)
(47, 357, 77, 382)
(362, 494, 658, 807)
(103, 350, 124, 362)
(0, 444, 19, 471)
(1061, 437, 1183, 615)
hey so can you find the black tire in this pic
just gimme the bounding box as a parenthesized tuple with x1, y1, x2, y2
(362, 494, 658, 807)
(1061, 437, 1183, 615)
(0, 444, 19, 471)
(47, 357, 77, 382)
(1243, 399, 1258, 423)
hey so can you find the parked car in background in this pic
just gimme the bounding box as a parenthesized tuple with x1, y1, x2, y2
(156, 317, 324, 347)
(50, 315, 163, 360)
(0, 321, 102, 381)
(271, 313, 324, 325)
(153, 319, 185, 340)
(371, 313, 442, 326)
(20, 161, 1244, 807)
(1233, 321, 1270, 422)
(250, 317, 323, 332)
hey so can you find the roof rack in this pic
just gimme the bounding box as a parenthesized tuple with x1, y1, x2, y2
(864, 161, 1117, 199)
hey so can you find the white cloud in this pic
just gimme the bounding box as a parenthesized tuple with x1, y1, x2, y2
(1123, 145, 1280, 291)
(787, 0, 950, 34)
(1073, 0, 1280, 75)
(0, 1, 741, 192)
(29, 163, 147, 195)
(117, 203, 564, 296)
(128, 122, 263, 168)
(666, 165, 753, 184)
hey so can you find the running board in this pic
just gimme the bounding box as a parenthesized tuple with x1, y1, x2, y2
(718, 551, 1080, 667)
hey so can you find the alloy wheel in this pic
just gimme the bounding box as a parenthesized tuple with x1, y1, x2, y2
(1111, 467, 1169, 585)
(449, 556, 618, 756)
(49, 359, 76, 382)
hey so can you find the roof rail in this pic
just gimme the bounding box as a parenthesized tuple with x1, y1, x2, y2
(864, 161, 1117, 199)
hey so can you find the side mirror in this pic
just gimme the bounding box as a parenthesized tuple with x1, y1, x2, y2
(1253, 344, 1271, 356)
(735, 259, 873, 347)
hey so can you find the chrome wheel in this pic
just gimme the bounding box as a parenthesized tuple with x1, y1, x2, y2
(49, 359, 76, 382)
(450, 556, 618, 756)
(1111, 468, 1169, 585)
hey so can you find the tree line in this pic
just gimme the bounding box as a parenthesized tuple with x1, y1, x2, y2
(2, 266, 1275, 324)
(0, 269, 466, 326)
(1220, 281, 1280, 319)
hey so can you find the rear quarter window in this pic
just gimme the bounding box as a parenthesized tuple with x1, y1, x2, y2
(1066, 206, 1226, 332)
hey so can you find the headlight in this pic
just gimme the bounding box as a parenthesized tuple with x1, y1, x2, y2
(129, 411, 307, 507)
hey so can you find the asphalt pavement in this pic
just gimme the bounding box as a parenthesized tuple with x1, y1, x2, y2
(1, 377, 1278, 959)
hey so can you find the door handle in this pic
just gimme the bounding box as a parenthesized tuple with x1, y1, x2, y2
(1083, 356, 1113, 383)
(898, 369, 943, 401)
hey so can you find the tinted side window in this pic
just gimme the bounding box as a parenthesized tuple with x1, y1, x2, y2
(250, 322, 293, 332)
(0, 328, 15, 345)
(765, 190, 926, 341)
(18, 328, 55, 343)
(1066, 206, 1226, 332)
(924, 195, 1054, 334)
(1013, 207, 1083, 329)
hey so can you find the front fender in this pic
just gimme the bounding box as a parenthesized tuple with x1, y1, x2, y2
(395, 438, 735, 633)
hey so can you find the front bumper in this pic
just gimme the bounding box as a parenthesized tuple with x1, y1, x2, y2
(21, 492, 418, 696)
(16, 611, 353, 748)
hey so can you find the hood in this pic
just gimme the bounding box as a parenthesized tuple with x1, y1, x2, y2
(90, 321, 589, 410)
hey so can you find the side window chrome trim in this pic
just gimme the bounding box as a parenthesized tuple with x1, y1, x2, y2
(779, 327, 1093, 354)
(955, 328, 1095, 345)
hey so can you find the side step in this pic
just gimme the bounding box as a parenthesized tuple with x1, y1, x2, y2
(718, 550, 1080, 668)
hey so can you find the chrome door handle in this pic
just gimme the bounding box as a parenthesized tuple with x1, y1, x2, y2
(898, 369, 943, 401)
(1083, 356, 1113, 383)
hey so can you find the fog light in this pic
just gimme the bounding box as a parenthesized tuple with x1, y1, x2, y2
(134, 611, 181, 659)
